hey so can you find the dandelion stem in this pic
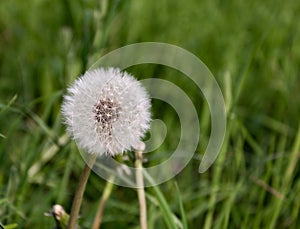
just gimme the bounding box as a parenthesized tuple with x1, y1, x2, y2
(135, 150, 147, 229)
(92, 176, 115, 229)
(67, 155, 96, 229)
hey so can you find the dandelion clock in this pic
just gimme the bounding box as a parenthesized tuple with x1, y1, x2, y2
(62, 67, 151, 156)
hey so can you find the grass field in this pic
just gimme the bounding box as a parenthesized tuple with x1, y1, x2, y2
(0, 0, 300, 228)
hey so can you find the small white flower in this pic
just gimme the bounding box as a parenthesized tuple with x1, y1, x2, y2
(61, 67, 151, 156)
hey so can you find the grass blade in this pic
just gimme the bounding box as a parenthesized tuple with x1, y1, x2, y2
(174, 182, 188, 229)
(143, 171, 177, 229)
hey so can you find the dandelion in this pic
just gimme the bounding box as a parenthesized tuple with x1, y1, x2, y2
(62, 67, 151, 156)
(61, 67, 151, 229)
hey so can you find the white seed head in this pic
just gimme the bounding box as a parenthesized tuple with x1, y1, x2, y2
(61, 67, 151, 156)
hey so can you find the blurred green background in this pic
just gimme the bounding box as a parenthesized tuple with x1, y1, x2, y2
(0, 0, 300, 228)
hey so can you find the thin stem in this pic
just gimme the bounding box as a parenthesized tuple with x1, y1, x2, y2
(92, 176, 115, 229)
(67, 161, 93, 229)
(135, 150, 147, 229)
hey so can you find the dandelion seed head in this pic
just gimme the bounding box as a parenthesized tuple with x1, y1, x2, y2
(61, 67, 151, 156)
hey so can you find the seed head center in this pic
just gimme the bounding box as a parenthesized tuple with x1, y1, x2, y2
(93, 98, 121, 129)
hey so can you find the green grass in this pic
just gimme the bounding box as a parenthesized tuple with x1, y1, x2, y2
(1, 0, 300, 228)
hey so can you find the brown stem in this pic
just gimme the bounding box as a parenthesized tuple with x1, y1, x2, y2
(92, 176, 115, 229)
(67, 163, 92, 229)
